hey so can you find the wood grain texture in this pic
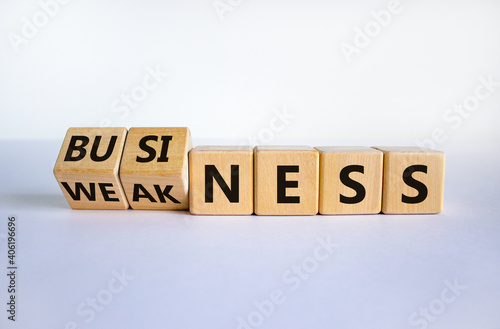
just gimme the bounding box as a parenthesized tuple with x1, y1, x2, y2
(373, 147, 445, 214)
(119, 127, 192, 210)
(315, 146, 383, 214)
(189, 146, 253, 215)
(254, 146, 319, 215)
(53, 127, 129, 209)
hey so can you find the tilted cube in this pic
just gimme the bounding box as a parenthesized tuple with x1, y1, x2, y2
(53, 127, 129, 210)
(119, 127, 192, 210)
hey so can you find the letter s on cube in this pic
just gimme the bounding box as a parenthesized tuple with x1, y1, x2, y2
(373, 147, 445, 214)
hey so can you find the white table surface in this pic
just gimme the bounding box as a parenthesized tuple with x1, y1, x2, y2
(0, 140, 499, 329)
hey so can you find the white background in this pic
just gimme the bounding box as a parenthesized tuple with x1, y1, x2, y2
(1, 0, 500, 149)
(1, 0, 500, 328)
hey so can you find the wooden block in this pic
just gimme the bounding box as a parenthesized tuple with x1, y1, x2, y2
(119, 127, 192, 210)
(254, 146, 319, 215)
(315, 146, 383, 214)
(53, 127, 129, 210)
(373, 147, 445, 214)
(189, 146, 253, 215)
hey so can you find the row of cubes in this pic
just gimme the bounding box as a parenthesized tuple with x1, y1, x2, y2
(54, 127, 445, 215)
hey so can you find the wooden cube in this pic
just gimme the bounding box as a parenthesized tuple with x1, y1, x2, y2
(189, 146, 253, 215)
(119, 127, 192, 210)
(254, 146, 319, 215)
(373, 147, 445, 214)
(53, 127, 129, 210)
(315, 146, 383, 215)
